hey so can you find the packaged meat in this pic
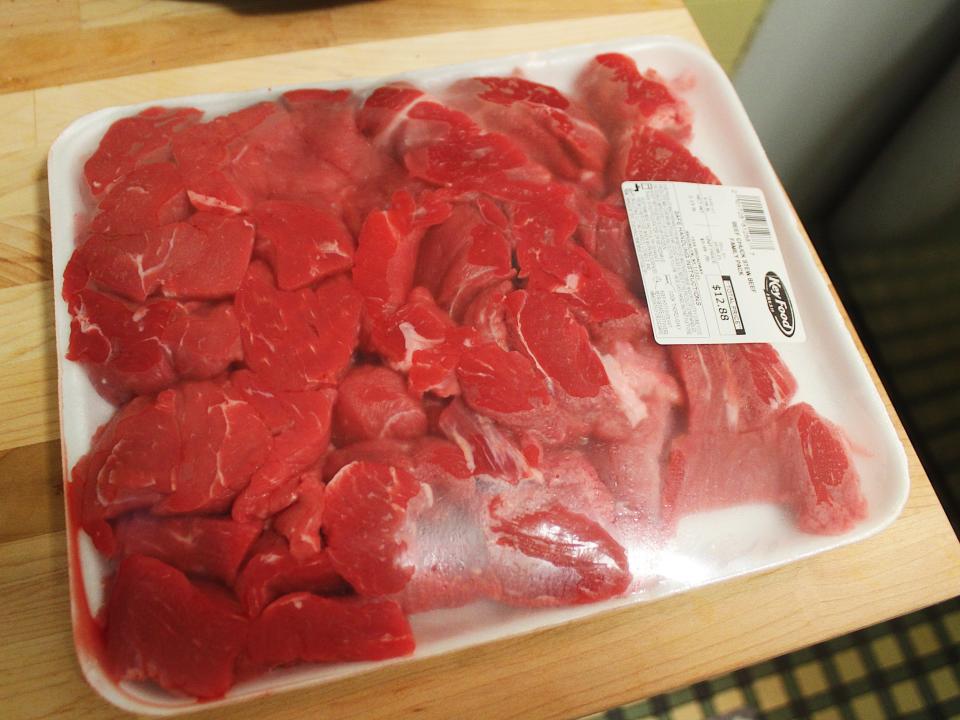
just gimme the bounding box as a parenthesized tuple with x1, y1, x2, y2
(48, 37, 908, 714)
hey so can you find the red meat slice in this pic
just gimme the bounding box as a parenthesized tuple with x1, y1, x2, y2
(282, 88, 394, 186)
(457, 343, 551, 415)
(106, 555, 248, 699)
(89, 162, 190, 235)
(391, 474, 496, 614)
(587, 388, 678, 524)
(536, 449, 620, 526)
(578, 201, 642, 294)
(437, 220, 514, 320)
(185, 168, 252, 216)
(504, 290, 609, 399)
(235, 262, 361, 391)
(669, 344, 797, 434)
(486, 501, 630, 606)
(164, 302, 243, 380)
(438, 399, 536, 482)
(273, 470, 325, 560)
(353, 189, 452, 323)
(415, 199, 507, 299)
(252, 200, 353, 291)
(230, 369, 335, 521)
(616, 126, 719, 187)
(73, 393, 181, 552)
(576, 53, 692, 143)
(447, 76, 609, 188)
(114, 515, 262, 585)
(369, 286, 476, 397)
(333, 365, 427, 444)
(484, 462, 630, 607)
(517, 237, 636, 324)
(84, 107, 202, 196)
(457, 343, 580, 445)
(162, 213, 254, 298)
(235, 534, 349, 617)
(244, 593, 414, 668)
(323, 437, 471, 485)
(462, 280, 513, 350)
(172, 101, 308, 209)
(503, 182, 581, 247)
(592, 337, 682, 441)
(153, 380, 273, 515)
(67, 290, 179, 403)
(74, 213, 254, 302)
(68, 287, 243, 404)
(786, 404, 867, 534)
(357, 83, 425, 142)
(402, 101, 535, 188)
(663, 403, 866, 534)
(323, 461, 423, 596)
(322, 439, 486, 614)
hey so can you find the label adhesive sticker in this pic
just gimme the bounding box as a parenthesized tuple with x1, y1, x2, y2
(622, 181, 805, 344)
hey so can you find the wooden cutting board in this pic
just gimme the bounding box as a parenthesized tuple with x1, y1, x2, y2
(1, 5, 958, 720)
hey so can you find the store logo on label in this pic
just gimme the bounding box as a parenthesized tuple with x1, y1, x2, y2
(764, 271, 795, 337)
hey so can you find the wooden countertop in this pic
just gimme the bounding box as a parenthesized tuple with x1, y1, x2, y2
(1, 2, 958, 719)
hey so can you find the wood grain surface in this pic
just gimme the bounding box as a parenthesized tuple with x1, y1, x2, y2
(0, 2, 958, 719)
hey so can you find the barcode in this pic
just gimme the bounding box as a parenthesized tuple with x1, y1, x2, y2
(736, 193, 774, 251)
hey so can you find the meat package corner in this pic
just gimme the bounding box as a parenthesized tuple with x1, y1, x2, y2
(61, 52, 867, 701)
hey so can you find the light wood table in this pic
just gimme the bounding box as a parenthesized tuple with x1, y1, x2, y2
(1, 2, 958, 719)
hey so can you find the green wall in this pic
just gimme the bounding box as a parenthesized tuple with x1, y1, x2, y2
(684, 0, 768, 73)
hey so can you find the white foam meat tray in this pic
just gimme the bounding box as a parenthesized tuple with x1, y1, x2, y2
(47, 36, 909, 715)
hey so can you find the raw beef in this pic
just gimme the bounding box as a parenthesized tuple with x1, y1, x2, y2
(353, 189, 451, 323)
(235, 262, 361, 391)
(152, 380, 273, 515)
(392, 473, 495, 613)
(252, 200, 353, 291)
(616, 125, 720, 187)
(114, 515, 262, 585)
(438, 399, 538, 482)
(66, 57, 870, 701)
(84, 106, 202, 196)
(89, 162, 190, 235)
(235, 533, 350, 617)
(244, 593, 414, 668)
(577, 201, 640, 292)
(66, 287, 242, 404)
(74, 379, 273, 540)
(323, 461, 424, 596)
(577, 53, 692, 143)
(663, 403, 867, 534)
(323, 437, 472, 485)
(172, 101, 311, 212)
(73, 393, 181, 553)
(516, 237, 636, 324)
(505, 289, 610, 399)
(333, 365, 427, 444)
(456, 342, 571, 445)
(369, 286, 477, 397)
(281, 88, 389, 183)
(462, 279, 513, 349)
(446, 76, 609, 189)
(73, 212, 254, 302)
(669, 344, 797, 434)
(106, 555, 248, 699)
(273, 470, 326, 559)
(230, 369, 336, 522)
(484, 452, 631, 607)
